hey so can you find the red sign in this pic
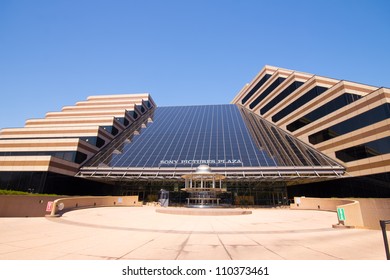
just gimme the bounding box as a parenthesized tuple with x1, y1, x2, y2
(46, 201, 54, 212)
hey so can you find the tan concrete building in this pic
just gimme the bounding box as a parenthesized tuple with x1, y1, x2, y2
(0, 66, 388, 202)
(233, 65, 389, 197)
(0, 94, 156, 194)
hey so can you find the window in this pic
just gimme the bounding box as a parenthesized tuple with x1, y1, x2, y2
(286, 93, 362, 132)
(336, 136, 390, 162)
(115, 117, 130, 126)
(0, 151, 87, 164)
(101, 126, 119, 136)
(241, 74, 272, 104)
(272, 86, 329, 123)
(129, 111, 138, 120)
(80, 137, 106, 148)
(137, 105, 146, 113)
(75, 151, 88, 164)
(249, 77, 286, 109)
(145, 100, 153, 108)
(309, 103, 390, 145)
(260, 81, 304, 115)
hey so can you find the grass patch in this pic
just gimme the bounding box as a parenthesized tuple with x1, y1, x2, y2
(0, 189, 58, 196)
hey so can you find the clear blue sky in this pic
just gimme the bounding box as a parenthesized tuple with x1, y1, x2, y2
(0, 0, 389, 129)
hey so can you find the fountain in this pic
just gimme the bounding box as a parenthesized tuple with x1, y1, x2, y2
(181, 165, 226, 208)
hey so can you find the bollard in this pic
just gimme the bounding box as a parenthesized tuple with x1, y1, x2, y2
(379, 220, 390, 260)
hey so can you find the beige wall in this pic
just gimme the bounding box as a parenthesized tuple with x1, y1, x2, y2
(291, 197, 390, 230)
(48, 196, 141, 216)
(0, 195, 66, 217)
(0, 195, 140, 217)
(290, 197, 353, 211)
(356, 198, 390, 229)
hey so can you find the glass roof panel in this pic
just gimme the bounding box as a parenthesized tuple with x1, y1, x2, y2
(82, 104, 344, 175)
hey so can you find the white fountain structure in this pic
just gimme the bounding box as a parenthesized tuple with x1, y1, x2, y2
(181, 165, 226, 208)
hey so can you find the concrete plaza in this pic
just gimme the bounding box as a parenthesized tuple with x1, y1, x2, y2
(0, 206, 387, 260)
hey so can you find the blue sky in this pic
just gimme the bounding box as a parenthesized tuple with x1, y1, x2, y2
(0, 0, 389, 129)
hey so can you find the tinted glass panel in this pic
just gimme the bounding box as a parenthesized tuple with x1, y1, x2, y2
(111, 126, 119, 136)
(260, 81, 304, 115)
(239, 107, 334, 167)
(309, 103, 390, 145)
(241, 74, 271, 104)
(128, 111, 138, 119)
(75, 151, 88, 164)
(249, 77, 286, 109)
(115, 117, 130, 126)
(145, 101, 153, 108)
(272, 86, 329, 123)
(287, 93, 362, 132)
(137, 105, 146, 113)
(336, 136, 390, 162)
(80, 137, 105, 148)
(101, 126, 119, 136)
(84, 105, 341, 169)
(88, 105, 275, 168)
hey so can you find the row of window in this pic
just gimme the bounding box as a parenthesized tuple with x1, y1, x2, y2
(80, 136, 106, 148)
(286, 93, 362, 132)
(241, 74, 272, 104)
(272, 86, 329, 123)
(260, 81, 304, 115)
(101, 126, 119, 136)
(240, 76, 390, 164)
(116, 104, 151, 126)
(336, 136, 390, 162)
(309, 103, 390, 145)
(0, 151, 87, 164)
(116, 117, 130, 127)
(249, 77, 286, 109)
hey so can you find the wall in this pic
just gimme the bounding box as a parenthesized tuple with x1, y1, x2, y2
(290, 197, 353, 211)
(0, 195, 66, 217)
(356, 198, 390, 229)
(48, 196, 141, 216)
(291, 197, 390, 230)
(0, 195, 140, 217)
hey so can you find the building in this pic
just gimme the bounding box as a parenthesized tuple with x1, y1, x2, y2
(0, 66, 389, 204)
(0, 94, 156, 194)
(232, 65, 390, 198)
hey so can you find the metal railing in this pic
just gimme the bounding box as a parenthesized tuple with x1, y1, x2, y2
(380, 220, 390, 260)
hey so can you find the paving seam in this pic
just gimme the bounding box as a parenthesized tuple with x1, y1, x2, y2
(244, 233, 286, 260)
(298, 244, 343, 260)
(174, 233, 192, 260)
(47, 216, 336, 235)
(213, 224, 233, 260)
(116, 238, 157, 260)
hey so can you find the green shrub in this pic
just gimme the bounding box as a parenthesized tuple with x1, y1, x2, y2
(0, 189, 30, 195)
(0, 189, 58, 196)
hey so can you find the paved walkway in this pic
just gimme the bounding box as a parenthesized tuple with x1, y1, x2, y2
(0, 206, 387, 260)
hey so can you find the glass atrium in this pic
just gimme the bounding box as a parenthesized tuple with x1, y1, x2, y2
(78, 104, 345, 182)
